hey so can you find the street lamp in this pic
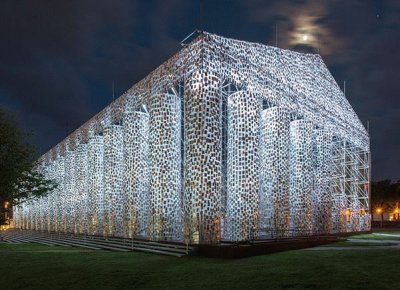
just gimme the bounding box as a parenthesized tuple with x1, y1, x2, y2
(376, 208, 383, 228)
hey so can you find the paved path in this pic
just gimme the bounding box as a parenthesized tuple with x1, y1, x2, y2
(306, 235, 400, 251)
(373, 233, 400, 238)
(347, 238, 400, 244)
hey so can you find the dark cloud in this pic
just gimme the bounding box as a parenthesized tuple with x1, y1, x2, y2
(0, 0, 189, 150)
(0, 0, 399, 180)
(322, 0, 400, 181)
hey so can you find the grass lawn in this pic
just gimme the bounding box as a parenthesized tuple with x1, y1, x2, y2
(1, 243, 400, 290)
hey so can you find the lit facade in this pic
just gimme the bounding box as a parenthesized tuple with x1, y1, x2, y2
(13, 32, 371, 243)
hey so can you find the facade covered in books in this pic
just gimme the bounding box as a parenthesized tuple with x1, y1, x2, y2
(13, 32, 370, 243)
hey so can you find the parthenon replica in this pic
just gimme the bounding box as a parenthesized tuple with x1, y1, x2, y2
(13, 32, 371, 243)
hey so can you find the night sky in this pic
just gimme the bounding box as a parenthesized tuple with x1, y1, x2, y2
(0, 0, 399, 181)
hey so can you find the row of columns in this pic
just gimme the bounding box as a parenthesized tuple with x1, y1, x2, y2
(14, 95, 183, 240)
(224, 90, 369, 240)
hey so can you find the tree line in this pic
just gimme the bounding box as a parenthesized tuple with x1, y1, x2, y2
(371, 180, 400, 219)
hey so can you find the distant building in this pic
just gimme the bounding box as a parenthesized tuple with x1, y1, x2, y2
(13, 32, 370, 243)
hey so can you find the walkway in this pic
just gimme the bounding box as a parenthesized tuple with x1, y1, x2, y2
(307, 233, 400, 251)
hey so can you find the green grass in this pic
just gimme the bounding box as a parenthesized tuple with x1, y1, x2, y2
(1, 243, 400, 290)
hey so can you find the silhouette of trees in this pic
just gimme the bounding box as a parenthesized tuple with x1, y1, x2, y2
(371, 180, 400, 219)
(0, 108, 56, 225)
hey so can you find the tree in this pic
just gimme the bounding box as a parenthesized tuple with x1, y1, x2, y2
(0, 108, 56, 225)
(371, 179, 400, 220)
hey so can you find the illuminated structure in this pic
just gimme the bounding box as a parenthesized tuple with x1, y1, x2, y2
(13, 32, 370, 243)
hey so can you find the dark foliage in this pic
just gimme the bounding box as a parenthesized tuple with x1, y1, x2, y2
(0, 108, 56, 224)
(371, 180, 400, 215)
